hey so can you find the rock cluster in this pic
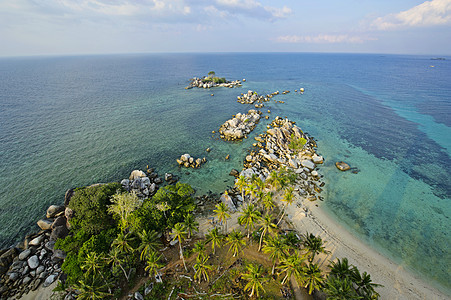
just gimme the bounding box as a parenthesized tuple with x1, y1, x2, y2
(121, 169, 176, 198)
(219, 110, 261, 141)
(176, 154, 207, 168)
(236, 116, 325, 201)
(236, 90, 275, 105)
(186, 77, 241, 89)
(0, 204, 68, 299)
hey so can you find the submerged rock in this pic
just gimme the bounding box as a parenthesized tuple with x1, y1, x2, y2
(335, 161, 350, 171)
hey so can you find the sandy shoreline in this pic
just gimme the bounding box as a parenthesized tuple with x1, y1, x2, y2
(285, 194, 449, 300)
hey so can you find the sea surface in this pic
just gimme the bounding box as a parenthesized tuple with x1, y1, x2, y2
(0, 53, 449, 293)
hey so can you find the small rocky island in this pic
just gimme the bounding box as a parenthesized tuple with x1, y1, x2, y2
(185, 71, 242, 89)
(218, 109, 261, 141)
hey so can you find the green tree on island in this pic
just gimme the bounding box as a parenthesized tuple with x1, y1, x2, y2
(170, 222, 188, 272)
(242, 263, 266, 298)
(301, 263, 324, 295)
(137, 229, 161, 261)
(107, 191, 141, 231)
(258, 214, 277, 252)
(238, 204, 261, 239)
(235, 175, 248, 203)
(263, 235, 289, 275)
(226, 230, 246, 257)
(193, 255, 213, 283)
(302, 232, 330, 263)
(277, 250, 306, 285)
(205, 227, 224, 255)
(107, 247, 129, 281)
(214, 202, 230, 234)
(183, 214, 199, 239)
(145, 250, 164, 278)
(323, 276, 361, 300)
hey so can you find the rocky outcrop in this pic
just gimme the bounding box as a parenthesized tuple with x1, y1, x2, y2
(176, 154, 207, 169)
(235, 116, 325, 201)
(0, 230, 62, 299)
(121, 169, 167, 199)
(237, 90, 280, 106)
(219, 110, 261, 141)
(186, 77, 241, 89)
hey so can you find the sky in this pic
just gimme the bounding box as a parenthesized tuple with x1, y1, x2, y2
(0, 0, 450, 56)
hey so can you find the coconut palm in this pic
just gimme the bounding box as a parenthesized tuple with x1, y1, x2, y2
(106, 247, 129, 280)
(245, 182, 259, 203)
(192, 240, 207, 260)
(277, 186, 294, 225)
(283, 231, 301, 252)
(328, 257, 353, 280)
(277, 250, 306, 285)
(323, 276, 361, 300)
(263, 235, 289, 275)
(137, 229, 161, 261)
(238, 204, 261, 239)
(145, 250, 164, 278)
(183, 214, 199, 239)
(302, 232, 329, 263)
(301, 263, 324, 295)
(205, 227, 224, 254)
(226, 230, 246, 257)
(74, 276, 112, 300)
(242, 263, 266, 298)
(351, 267, 382, 299)
(170, 222, 188, 272)
(80, 252, 111, 294)
(236, 175, 248, 202)
(266, 170, 282, 191)
(213, 202, 230, 234)
(193, 255, 213, 283)
(258, 214, 277, 252)
(112, 231, 135, 254)
(262, 192, 275, 213)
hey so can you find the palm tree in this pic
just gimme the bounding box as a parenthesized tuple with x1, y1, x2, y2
(205, 227, 224, 254)
(262, 192, 275, 213)
(238, 204, 261, 239)
(323, 276, 361, 300)
(112, 231, 135, 254)
(73, 276, 112, 300)
(107, 247, 130, 281)
(193, 255, 213, 283)
(328, 257, 353, 280)
(283, 231, 300, 251)
(226, 230, 246, 257)
(183, 214, 199, 239)
(236, 175, 248, 202)
(351, 267, 382, 299)
(266, 170, 282, 191)
(245, 182, 259, 203)
(145, 250, 164, 278)
(192, 240, 207, 260)
(137, 229, 161, 261)
(301, 263, 324, 295)
(277, 250, 306, 285)
(242, 263, 266, 298)
(80, 252, 111, 294)
(107, 191, 141, 231)
(302, 232, 329, 263)
(258, 214, 277, 252)
(170, 222, 188, 272)
(277, 186, 294, 225)
(262, 235, 289, 275)
(213, 202, 230, 234)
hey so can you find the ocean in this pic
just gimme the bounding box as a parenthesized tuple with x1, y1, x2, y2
(0, 53, 449, 293)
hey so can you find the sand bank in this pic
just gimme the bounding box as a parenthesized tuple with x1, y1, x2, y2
(285, 195, 449, 300)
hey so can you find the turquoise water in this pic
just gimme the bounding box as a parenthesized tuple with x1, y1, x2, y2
(0, 53, 449, 293)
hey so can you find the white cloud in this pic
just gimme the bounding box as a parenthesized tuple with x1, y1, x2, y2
(276, 34, 376, 44)
(371, 0, 451, 30)
(213, 0, 292, 20)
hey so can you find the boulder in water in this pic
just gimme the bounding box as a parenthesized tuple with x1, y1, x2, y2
(335, 161, 350, 171)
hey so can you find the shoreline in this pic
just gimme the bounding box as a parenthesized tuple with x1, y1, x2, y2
(284, 195, 449, 300)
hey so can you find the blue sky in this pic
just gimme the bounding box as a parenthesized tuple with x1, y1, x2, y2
(1, 0, 450, 56)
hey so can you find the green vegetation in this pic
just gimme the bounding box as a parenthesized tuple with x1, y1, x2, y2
(289, 133, 307, 152)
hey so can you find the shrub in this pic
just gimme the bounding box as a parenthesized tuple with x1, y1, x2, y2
(69, 182, 122, 234)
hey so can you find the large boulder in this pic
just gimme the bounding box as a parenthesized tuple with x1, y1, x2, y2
(27, 255, 39, 269)
(64, 189, 75, 206)
(18, 249, 31, 261)
(129, 170, 146, 180)
(29, 235, 45, 247)
(301, 160, 315, 171)
(50, 225, 68, 241)
(37, 219, 53, 231)
(219, 193, 236, 212)
(46, 205, 65, 218)
(312, 154, 324, 164)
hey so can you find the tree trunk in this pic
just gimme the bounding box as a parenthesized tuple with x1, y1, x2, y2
(277, 207, 286, 225)
(258, 231, 265, 252)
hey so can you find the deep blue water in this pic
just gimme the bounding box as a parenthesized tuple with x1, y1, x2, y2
(0, 53, 449, 292)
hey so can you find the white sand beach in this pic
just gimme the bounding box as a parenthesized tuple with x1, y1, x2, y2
(284, 195, 449, 300)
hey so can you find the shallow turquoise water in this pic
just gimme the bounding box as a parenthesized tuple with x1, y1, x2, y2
(0, 53, 449, 293)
